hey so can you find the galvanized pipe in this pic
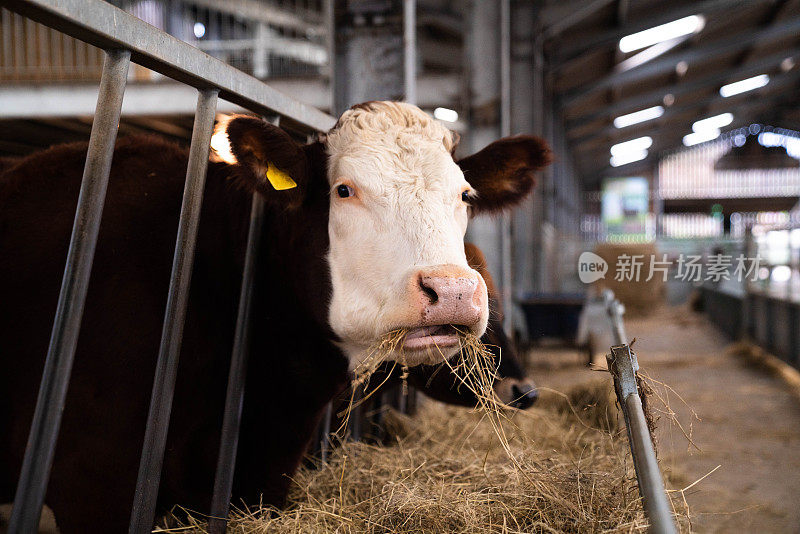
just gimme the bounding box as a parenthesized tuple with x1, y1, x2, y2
(499, 0, 513, 336)
(403, 0, 416, 104)
(604, 291, 629, 346)
(318, 402, 334, 464)
(128, 88, 219, 534)
(607, 345, 677, 534)
(7, 48, 130, 534)
(208, 192, 266, 534)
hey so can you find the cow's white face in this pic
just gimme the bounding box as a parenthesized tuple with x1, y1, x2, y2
(325, 103, 488, 368)
(219, 101, 550, 370)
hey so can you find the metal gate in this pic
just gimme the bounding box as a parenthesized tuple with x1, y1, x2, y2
(2, 1, 335, 532)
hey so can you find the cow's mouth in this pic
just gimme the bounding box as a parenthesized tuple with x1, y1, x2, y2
(402, 324, 462, 352)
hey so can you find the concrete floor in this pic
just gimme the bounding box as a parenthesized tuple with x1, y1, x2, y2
(529, 306, 800, 533)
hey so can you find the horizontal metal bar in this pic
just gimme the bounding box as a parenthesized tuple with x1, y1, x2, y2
(4, 0, 336, 134)
(208, 192, 267, 534)
(129, 88, 219, 534)
(608, 345, 677, 534)
(8, 48, 131, 534)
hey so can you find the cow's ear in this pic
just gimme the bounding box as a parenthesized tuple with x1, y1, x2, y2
(457, 135, 552, 214)
(215, 115, 324, 209)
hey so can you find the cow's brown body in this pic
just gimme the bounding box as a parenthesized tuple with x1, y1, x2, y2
(1, 104, 550, 533)
(0, 136, 349, 532)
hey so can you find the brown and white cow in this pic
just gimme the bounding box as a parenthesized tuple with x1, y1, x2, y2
(0, 101, 550, 532)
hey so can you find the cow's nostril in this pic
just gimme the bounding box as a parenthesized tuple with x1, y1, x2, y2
(511, 383, 539, 409)
(419, 277, 439, 304)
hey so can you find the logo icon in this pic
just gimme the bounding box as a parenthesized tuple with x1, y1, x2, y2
(578, 252, 608, 284)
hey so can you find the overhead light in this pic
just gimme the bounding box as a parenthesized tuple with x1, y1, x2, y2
(719, 74, 769, 97)
(433, 107, 458, 122)
(619, 15, 705, 53)
(610, 150, 648, 167)
(692, 113, 733, 132)
(610, 136, 653, 156)
(758, 131, 800, 159)
(772, 265, 792, 283)
(193, 22, 206, 39)
(781, 57, 795, 72)
(675, 61, 688, 76)
(613, 106, 664, 128)
(683, 129, 720, 146)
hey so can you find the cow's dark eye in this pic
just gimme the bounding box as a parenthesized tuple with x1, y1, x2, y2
(461, 190, 471, 203)
(337, 184, 353, 198)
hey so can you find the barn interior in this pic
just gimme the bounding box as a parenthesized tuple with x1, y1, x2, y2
(2, 0, 800, 532)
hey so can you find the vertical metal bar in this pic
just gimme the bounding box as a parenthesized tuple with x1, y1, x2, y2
(499, 0, 513, 335)
(403, 0, 416, 104)
(2, 10, 13, 77)
(349, 390, 363, 441)
(128, 88, 219, 534)
(13, 13, 24, 76)
(323, 0, 335, 109)
(208, 193, 266, 534)
(319, 402, 333, 463)
(8, 48, 130, 534)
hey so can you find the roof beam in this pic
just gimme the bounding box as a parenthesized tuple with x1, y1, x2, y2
(560, 15, 800, 107)
(541, 0, 615, 38)
(571, 70, 800, 151)
(565, 47, 800, 129)
(578, 97, 799, 179)
(700, 0, 800, 120)
(189, 0, 323, 35)
(552, 0, 778, 65)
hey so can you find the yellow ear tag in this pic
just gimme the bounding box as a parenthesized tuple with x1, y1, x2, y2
(265, 162, 297, 190)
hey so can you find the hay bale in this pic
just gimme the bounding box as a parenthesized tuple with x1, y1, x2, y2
(593, 243, 665, 316)
(161, 381, 689, 533)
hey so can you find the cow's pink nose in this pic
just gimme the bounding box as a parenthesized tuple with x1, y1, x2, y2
(416, 266, 484, 326)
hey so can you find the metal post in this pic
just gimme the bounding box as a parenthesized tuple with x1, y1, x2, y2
(349, 389, 364, 441)
(604, 290, 629, 346)
(129, 88, 219, 534)
(207, 193, 266, 534)
(403, 0, 416, 104)
(607, 345, 677, 534)
(332, 0, 403, 115)
(8, 48, 130, 534)
(499, 0, 513, 337)
(319, 402, 333, 463)
(253, 22, 270, 79)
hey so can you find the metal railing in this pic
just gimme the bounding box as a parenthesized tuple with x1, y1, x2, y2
(3, 1, 335, 532)
(604, 292, 678, 534)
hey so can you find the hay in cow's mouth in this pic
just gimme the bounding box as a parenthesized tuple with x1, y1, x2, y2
(402, 324, 461, 351)
(340, 326, 514, 457)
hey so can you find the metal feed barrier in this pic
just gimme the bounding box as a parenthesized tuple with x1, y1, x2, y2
(604, 292, 678, 534)
(3, 1, 335, 532)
